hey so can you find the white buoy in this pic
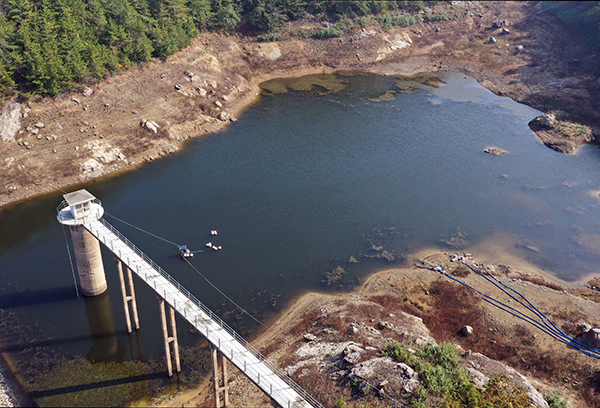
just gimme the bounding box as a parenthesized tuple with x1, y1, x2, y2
(212, 246, 219, 251)
(206, 242, 212, 248)
(211, 230, 218, 236)
(217, 246, 222, 251)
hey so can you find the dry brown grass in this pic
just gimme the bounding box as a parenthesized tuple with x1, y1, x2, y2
(518, 275, 565, 292)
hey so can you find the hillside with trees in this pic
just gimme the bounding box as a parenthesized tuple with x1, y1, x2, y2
(0, 0, 431, 101)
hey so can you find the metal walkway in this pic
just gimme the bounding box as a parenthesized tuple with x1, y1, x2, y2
(82, 217, 320, 408)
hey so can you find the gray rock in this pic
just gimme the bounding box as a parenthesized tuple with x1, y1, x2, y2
(82, 87, 94, 97)
(350, 357, 420, 394)
(72, 97, 81, 104)
(303, 333, 317, 342)
(540, 113, 557, 128)
(0, 102, 21, 142)
(140, 119, 160, 133)
(460, 325, 474, 336)
(342, 344, 365, 365)
(218, 112, 230, 122)
(577, 326, 600, 349)
(214, 101, 223, 108)
(487, 36, 497, 44)
(492, 20, 503, 29)
(515, 45, 524, 52)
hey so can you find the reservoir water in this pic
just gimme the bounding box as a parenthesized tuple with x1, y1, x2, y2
(1, 71, 600, 405)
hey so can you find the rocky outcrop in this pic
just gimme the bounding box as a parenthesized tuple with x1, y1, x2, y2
(466, 351, 549, 408)
(529, 113, 593, 154)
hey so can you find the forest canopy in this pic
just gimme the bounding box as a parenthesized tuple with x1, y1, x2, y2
(0, 0, 431, 100)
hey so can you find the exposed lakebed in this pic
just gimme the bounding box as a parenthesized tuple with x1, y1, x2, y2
(1, 71, 600, 405)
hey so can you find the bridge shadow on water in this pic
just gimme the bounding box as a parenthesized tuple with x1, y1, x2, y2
(0, 286, 80, 309)
(27, 371, 167, 399)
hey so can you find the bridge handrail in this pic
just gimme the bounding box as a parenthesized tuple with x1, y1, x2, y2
(93, 217, 323, 408)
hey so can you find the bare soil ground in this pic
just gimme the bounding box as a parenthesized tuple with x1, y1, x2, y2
(1, 1, 599, 209)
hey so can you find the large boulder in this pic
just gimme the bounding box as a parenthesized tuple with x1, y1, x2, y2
(577, 326, 600, 349)
(0, 102, 21, 142)
(140, 119, 160, 133)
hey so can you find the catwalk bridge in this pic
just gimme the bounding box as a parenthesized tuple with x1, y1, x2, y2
(57, 189, 321, 408)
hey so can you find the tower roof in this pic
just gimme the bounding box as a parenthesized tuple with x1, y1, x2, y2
(63, 189, 96, 207)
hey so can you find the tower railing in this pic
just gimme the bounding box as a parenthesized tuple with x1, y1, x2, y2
(92, 217, 323, 408)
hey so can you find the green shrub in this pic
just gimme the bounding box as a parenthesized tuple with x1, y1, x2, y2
(291, 29, 311, 38)
(256, 32, 282, 42)
(545, 390, 569, 408)
(373, 13, 422, 29)
(313, 27, 342, 39)
(424, 12, 447, 22)
(383, 342, 532, 407)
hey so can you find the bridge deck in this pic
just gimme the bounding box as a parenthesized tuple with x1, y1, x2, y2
(83, 217, 319, 408)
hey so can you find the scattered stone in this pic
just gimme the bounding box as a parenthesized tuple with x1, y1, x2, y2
(303, 333, 317, 342)
(218, 112, 231, 122)
(460, 325, 474, 337)
(215, 101, 223, 108)
(207, 79, 218, 88)
(196, 87, 207, 96)
(174, 84, 182, 90)
(487, 36, 496, 44)
(34, 122, 44, 128)
(501, 27, 511, 35)
(82, 87, 94, 97)
(222, 95, 229, 101)
(104, 103, 110, 108)
(515, 45, 524, 52)
(72, 97, 81, 104)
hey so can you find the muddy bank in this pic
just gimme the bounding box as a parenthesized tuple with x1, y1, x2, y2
(1, 1, 599, 209)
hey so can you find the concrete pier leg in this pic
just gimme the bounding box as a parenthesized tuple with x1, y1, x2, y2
(169, 307, 181, 373)
(158, 297, 181, 377)
(69, 224, 107, 296)
(127, 267, 140, 329)
(117, 260, 140, 333)
(211, 344, 229, 408)
(117, 260, 132, 333)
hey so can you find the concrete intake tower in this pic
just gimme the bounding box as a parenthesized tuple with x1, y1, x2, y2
(57, 189, 107, 296)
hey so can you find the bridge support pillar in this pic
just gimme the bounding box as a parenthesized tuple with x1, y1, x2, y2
(158, 296, 181, 376)
(117, 259, 140, 332)
(210, 343, 229, 408)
